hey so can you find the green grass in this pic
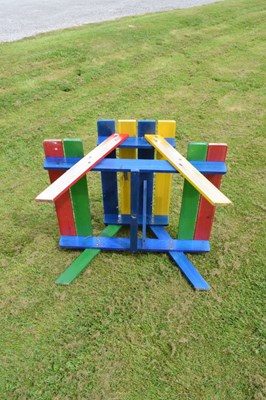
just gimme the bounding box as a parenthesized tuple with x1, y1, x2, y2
(0, 0, 265, 398)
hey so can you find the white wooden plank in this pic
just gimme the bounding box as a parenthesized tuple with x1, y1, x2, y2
(145, 135, 232, 206)
(36, 133, 128, 202)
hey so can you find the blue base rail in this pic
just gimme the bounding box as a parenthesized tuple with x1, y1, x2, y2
(60, 235, 210, 253)
(151, 226, 210, 290)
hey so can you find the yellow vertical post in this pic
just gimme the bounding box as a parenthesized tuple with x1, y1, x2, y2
(118, 120, 137, 214)
(153, 120, 176, 215)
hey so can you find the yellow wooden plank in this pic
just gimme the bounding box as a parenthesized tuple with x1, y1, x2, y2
(153, 120, 176, 215)
(145, 135, 232, 206)
(118, 120, 137, 214)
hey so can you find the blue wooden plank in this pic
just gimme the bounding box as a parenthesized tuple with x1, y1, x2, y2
(103, 213, 168, 226)
(59, 236, 210, 252)
(168, 252, 210, 291)
(142, 180, 147, 248)
(55, 225, 121, 285)
(44, 158, 227, 175)
(138, 120, 156, 157)
(150, 226, 210, 290)
(44, 157, 81, 169)
(97, 120, 118, 217)
(130, 170, 140, 252)
(138, 120, 156, 217)
(98, 136, 176, 148)
(97, 120, 116, 157)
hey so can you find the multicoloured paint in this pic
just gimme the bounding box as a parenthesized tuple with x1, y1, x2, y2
(36, 120, 231, 290)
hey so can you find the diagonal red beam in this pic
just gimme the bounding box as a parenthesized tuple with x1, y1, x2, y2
(36, 133, 128, 202)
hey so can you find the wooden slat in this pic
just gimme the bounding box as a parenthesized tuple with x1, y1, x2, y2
(98, 136, 176, 148)
(118, 120, 137, 214)
(138, 120, 156, 217)
(45, 158, 227, 174)
(60, 236, 210, 252)
(55, 225, 121, 285)
(43, 140, 76, 236)
(151, 226, 210, 290)
(178, 143, 208, 240)
(194, 144, 228, 240)
(130, 170, 140, 252)
(142, 180, 148, 247)
(97, 120, 118, 218)
(63, 139, 92, 236)
(153, 120, 176, 215)
(36, 133, 128, 203)
(145, 135, 232, 206)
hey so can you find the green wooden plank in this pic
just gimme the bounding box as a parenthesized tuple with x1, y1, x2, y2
(55, 225, 121, 285)
(178, 143, 208, 240)
(63, 139, 92, 236)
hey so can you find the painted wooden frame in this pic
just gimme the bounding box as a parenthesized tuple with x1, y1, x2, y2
(37, 119, 231, 290)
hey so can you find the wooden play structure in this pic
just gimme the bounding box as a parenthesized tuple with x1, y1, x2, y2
(36, 119, 232, 290)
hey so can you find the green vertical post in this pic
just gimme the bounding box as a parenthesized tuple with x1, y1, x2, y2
(178, 143, 208, 240)
(63, 139, 92, 236)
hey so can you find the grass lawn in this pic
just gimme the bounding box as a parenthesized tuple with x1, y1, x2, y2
(0, 0, 265, 398)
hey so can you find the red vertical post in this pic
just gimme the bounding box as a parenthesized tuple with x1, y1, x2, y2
(194, 144, 228, 240)
(43, 140, 76, 236)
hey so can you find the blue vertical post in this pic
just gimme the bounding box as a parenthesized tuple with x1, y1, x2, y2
(130, 170, 140, 253)
(138, 120, 156, 218)
(97, 120, 118, 222)
(142, 180, 148, 249)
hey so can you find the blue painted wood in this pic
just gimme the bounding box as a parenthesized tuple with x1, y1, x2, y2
(44, 158, 227, 175)
(150, 226, 210, 290)
(98, 136, 175, 148)
(138, 120, 156, 156)
(130, 170, 140, 252)
(55, 225, 121, 285)
(142, 180, 147, 248)
(103, 213, 169, 226)
(138, 120, 156, 216)
(169, 252, 210, 290)
(44, 157, 80, 169)
(97, 120, 118, 217)
(59, 236, 210, 252)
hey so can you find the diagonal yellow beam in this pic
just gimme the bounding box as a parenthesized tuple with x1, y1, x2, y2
(145, 135, 232, 206)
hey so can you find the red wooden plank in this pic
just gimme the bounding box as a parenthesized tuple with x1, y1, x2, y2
(194, 144, 228, 240)
(36, 134, 128, 202)
(43, 140, 76, 236)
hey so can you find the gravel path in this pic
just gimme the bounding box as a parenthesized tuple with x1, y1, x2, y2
(0, 0, 220, 42)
